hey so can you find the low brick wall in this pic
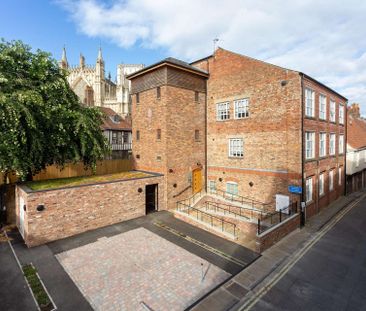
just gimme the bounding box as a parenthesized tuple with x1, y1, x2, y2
(174, 212, 237, 241)
(16, 174, 165, 247)
(256, 213, 300, 253)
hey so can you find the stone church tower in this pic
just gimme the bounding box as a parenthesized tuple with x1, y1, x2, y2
(59, 47, 144, 117)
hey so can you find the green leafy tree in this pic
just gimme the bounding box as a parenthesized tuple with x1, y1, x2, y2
(0, 39, 110, 181)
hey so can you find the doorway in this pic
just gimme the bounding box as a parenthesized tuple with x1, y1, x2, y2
(145, 184, 158, 214)
(192, 168, 202, 194)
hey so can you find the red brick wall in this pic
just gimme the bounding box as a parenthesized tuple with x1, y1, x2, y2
(16, 175, 165, 247)
(303, 76, 346, 218)
(256, 213, 300, 253)
(131, 65, 207, 210)
(201, 48, 303, 205)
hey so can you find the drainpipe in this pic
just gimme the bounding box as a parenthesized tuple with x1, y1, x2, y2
(344, 103, 348, 196)
(300, 73, 305, 225)
(205, 65, 209, 194)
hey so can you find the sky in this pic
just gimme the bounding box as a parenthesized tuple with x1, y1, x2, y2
(1, 0, 366, 115)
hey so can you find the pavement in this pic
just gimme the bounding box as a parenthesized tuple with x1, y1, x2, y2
(192, 190, 366, 311)
(0, 230, 37, 311)
(1, 210, 259, 311)
(2, 191, 364, 311)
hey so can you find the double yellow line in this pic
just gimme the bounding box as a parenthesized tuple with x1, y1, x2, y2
(239, 194, 366, 311)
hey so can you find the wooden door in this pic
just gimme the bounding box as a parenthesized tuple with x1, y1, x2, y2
(192, 169, 202, 194)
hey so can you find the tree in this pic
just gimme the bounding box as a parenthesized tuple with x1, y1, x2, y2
(0, 39, 110, 181)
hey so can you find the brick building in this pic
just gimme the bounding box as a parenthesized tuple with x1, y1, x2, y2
(127, 58, 208, 210)
(128, 48, 347, 221)
(346, 103, 366, 193)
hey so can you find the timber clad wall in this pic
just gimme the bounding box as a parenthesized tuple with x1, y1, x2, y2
(198, 49, 303, 207)
(16, 175, 165, 247)
(131, 67, 167, 94)
(131, 63, 207, 210)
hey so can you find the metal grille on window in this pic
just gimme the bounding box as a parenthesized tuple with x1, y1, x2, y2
(217, 102, 230, 120)
(229, 139, 243, 157)
(234, 99, 249, 119)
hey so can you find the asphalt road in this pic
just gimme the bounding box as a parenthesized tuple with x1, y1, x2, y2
(248, 195, 366, 311)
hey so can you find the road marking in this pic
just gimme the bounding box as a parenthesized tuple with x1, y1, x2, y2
(154, 221, 247, 268)
(239, 194, 366, 311)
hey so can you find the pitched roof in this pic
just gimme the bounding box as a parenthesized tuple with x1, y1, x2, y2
(99, 107, 131, 131)
(347, 115, 366, 149)
(190, 47, 347, 101)
(126, 57, 209, 79)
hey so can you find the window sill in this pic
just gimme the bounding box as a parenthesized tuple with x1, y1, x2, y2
(319, 156, 327, 160)
(234, 116, 250, 120)
(216, 119, 231, 122)
(306, 200, 314, 206)
(319, 118, 327, 122)
(305, 158, 316, 163)
(228, 156, 244, 159)
(305, 116, 316, 120)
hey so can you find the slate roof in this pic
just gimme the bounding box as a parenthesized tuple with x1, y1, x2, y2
(126, 57, 209, 79)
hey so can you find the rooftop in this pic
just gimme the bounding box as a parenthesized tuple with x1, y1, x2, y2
(99, 107, 131, 131)
(347, 115, 366, 150)
(126, 57, 209, 79)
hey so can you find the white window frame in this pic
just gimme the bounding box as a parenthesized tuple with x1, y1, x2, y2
(305, 88, 315, 117)
(330, 100, 336, 122)
(229, 138, 244, 158)
(305, 132, 315, 159)
(209, 180, 216, 193)
(329, 170, 334, 191)
(216, 102, 230, 121)
(319, 133, 327, 157)
(329, 133, 336, 155)
(319, 94, 327, 120)
(356, 152, 360, 167)
(339, 134, 344, 155)
(339, 104, 344, 125)
(306, 177, 313, 203)
(319, 173, 325, 196)
(338, 167, 342, 186)
(234, 98, 249, 119)
(226, 182, 238, 196)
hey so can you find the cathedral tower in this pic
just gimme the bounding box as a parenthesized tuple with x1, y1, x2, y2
(59, 47, 68, 69)
(95, 47, 105, 106)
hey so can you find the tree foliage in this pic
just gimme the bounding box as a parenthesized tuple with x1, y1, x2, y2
(0, 39, 110, 181)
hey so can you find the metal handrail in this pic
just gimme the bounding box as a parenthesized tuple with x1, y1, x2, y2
(177, 202, 237, 237)
(176, 189, 204, 207)
(257, 202, 298, 234)
(204, 201, 251, 220)
(210, 188, 272, 211)
(205, 200, 270, 218)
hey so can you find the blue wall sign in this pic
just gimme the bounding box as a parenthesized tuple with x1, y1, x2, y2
(288, 185, 302, 194)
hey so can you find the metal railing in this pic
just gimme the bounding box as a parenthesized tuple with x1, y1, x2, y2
(111, 142, 132, 151)
(209, 188, 272, 212)
(204, 201, 268, 220)
(257, 202, 298, 234)
(176, 201, 237, 237)
(176, 189, 204, 207)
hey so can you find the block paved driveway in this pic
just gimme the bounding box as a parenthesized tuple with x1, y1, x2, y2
(10, 211, 260, 311)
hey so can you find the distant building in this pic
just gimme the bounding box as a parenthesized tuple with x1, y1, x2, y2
(100, 107, 132, 159)
(59, 47, 144, 117)
(346, 103, 366, 193)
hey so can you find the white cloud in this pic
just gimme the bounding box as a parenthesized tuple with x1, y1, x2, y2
(58, 0, 366, 114)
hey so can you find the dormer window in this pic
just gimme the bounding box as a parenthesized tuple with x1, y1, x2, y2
(110, 115, 121, 123)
